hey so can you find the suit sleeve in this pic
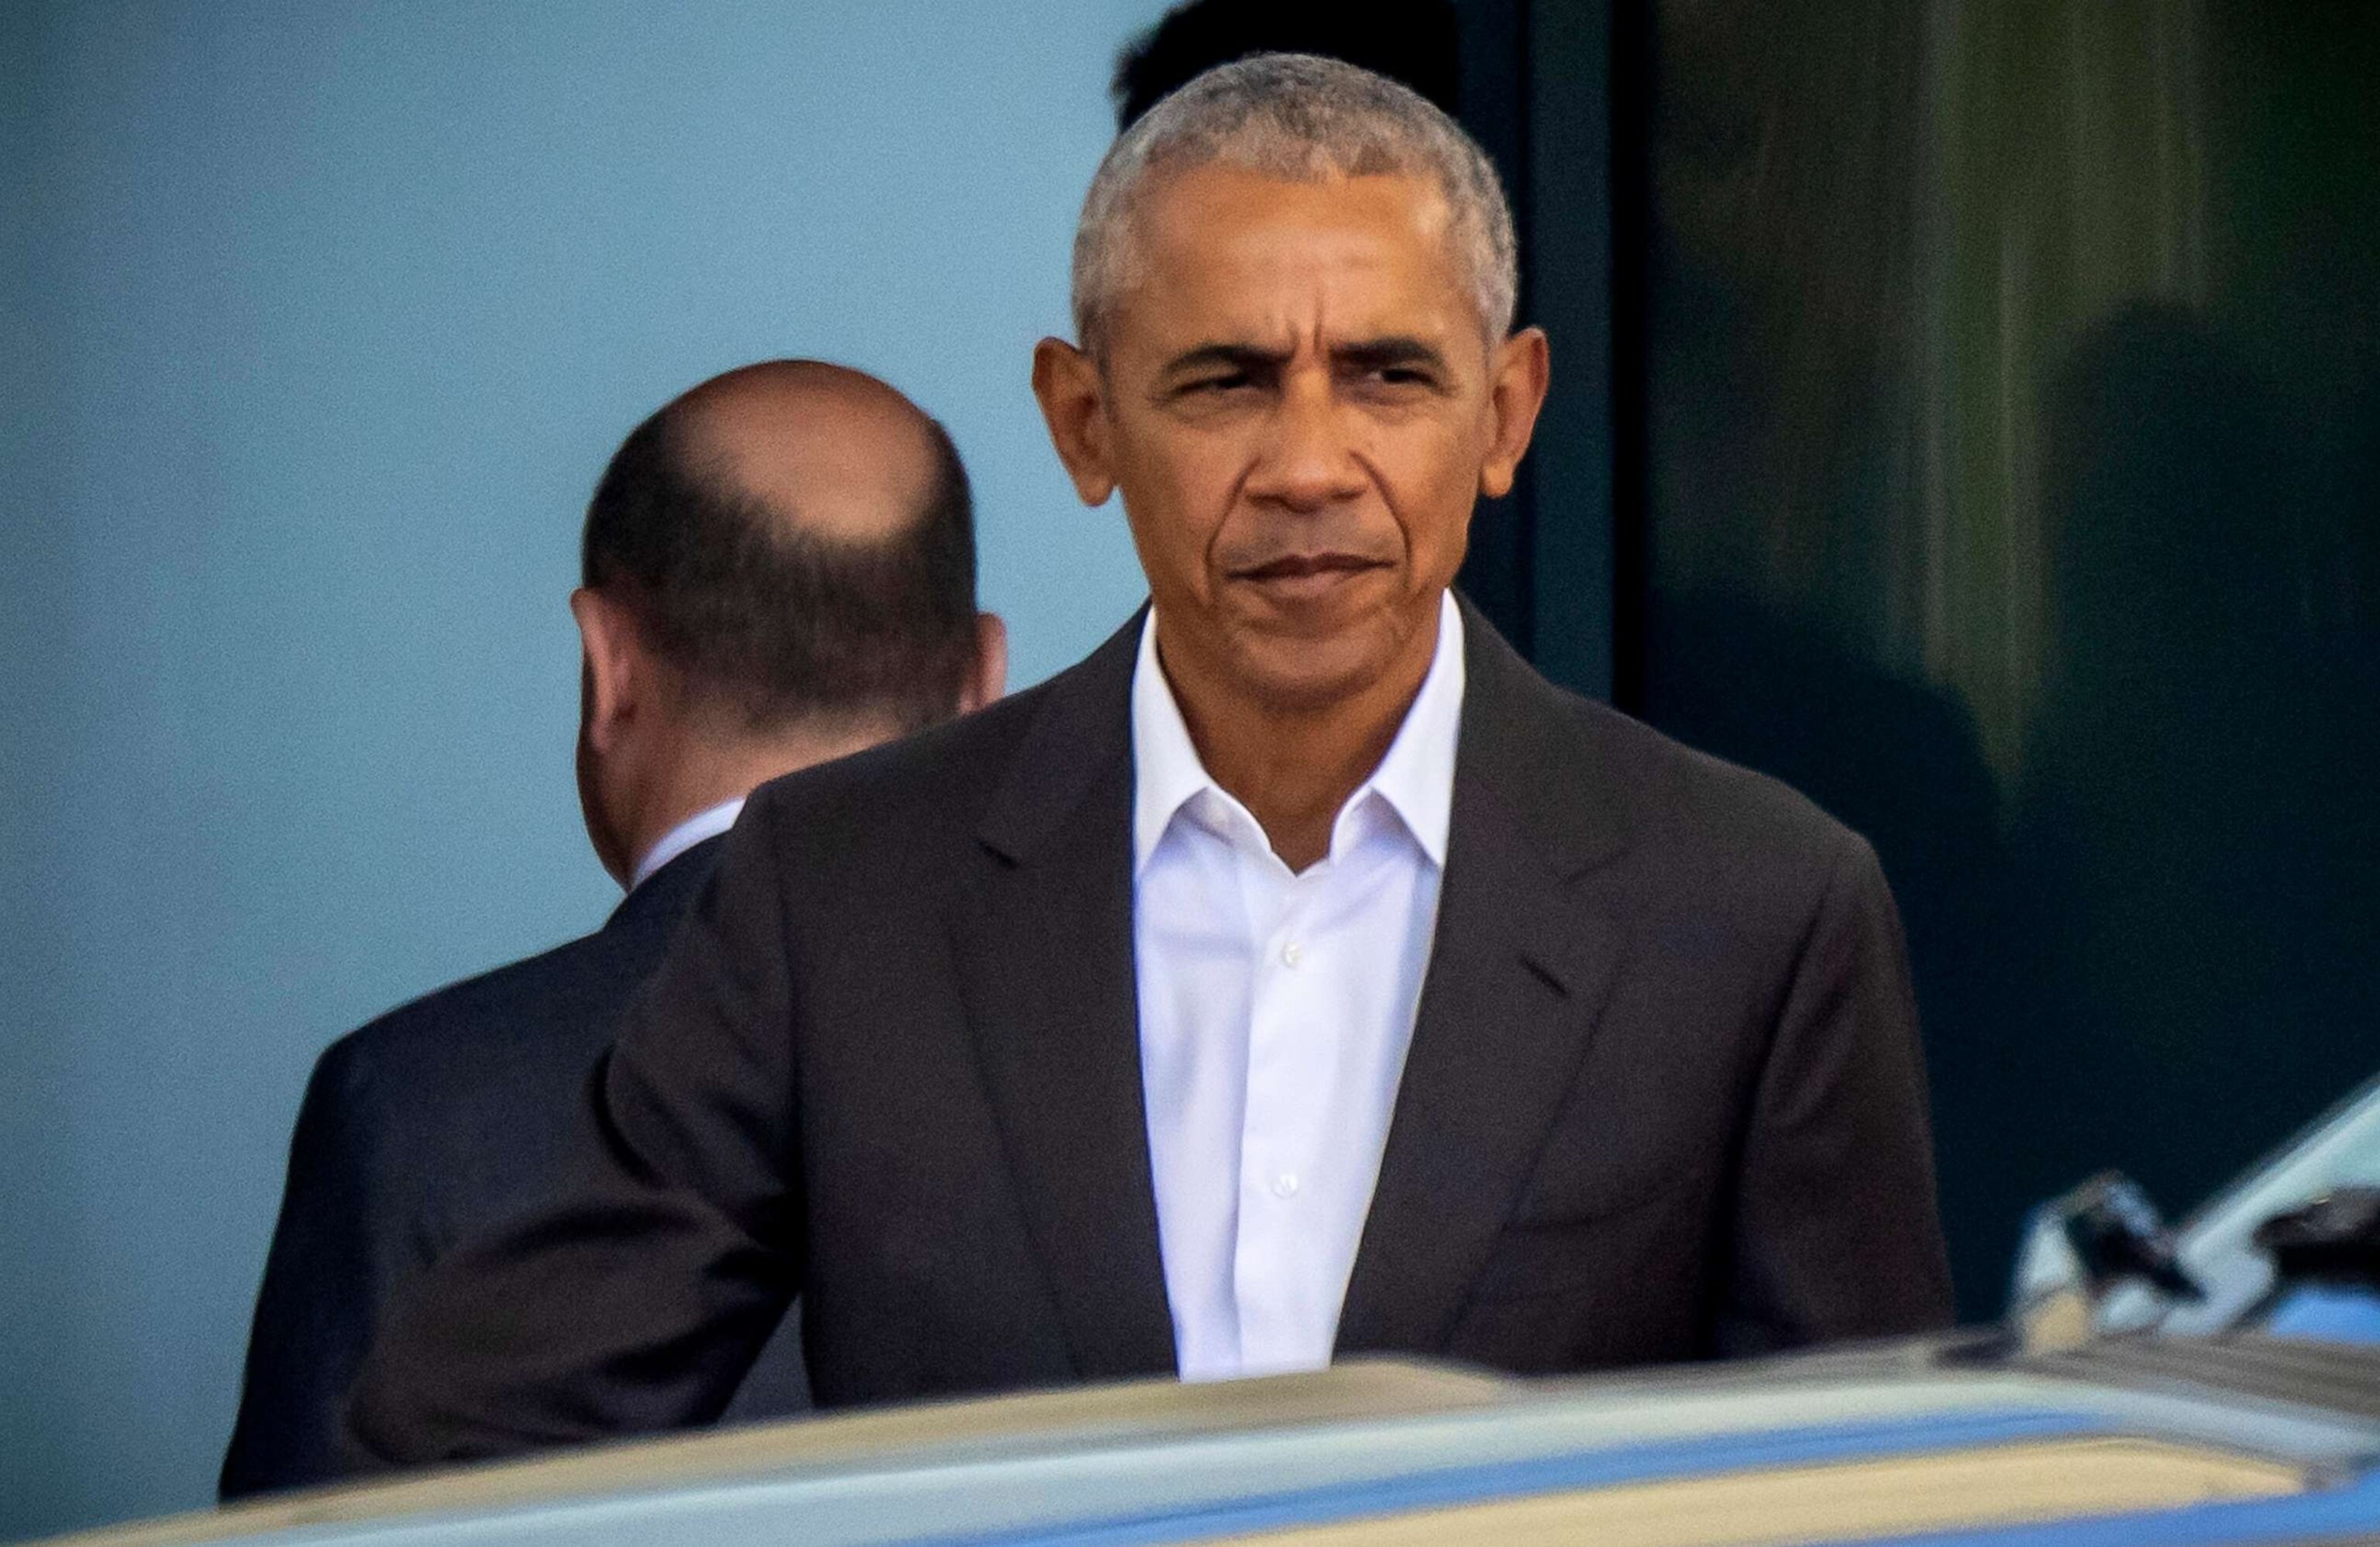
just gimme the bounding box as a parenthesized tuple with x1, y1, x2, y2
(219, 1043, 416, 1497)
(344, 797, 807, 1467)
(1721, 834, 1956, 1353)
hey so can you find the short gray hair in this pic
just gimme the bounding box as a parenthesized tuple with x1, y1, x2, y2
(1071, 53, 1518, 352)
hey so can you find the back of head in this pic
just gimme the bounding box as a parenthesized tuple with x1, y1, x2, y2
(1074, 53, 1517, 352)
(1110, 0, 1462, 131)
(582, 361, 978, 738)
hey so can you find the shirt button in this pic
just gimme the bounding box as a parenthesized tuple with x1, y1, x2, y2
(1281, 940, 1303, 968)
(1273, 1172, 1300, 1198)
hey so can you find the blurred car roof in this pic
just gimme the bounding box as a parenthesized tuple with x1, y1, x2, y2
(35, 1341, 2380, 1547)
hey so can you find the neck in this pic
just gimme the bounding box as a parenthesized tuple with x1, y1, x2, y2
(620, 718, 899, 885)
(1160, 605, 1442, 873)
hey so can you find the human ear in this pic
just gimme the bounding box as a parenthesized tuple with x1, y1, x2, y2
(1478, 326, 1551, 500)
(959, 612, 1009, 713)
(1031, 336, 1119, 507)
(569, 587, 641, 755)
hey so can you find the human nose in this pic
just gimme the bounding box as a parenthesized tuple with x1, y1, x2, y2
(1244, 371, 1367, 513)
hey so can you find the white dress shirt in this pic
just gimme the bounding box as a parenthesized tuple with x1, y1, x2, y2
(1132, 590, 1464, 1382)
(629, 797, 746, 892)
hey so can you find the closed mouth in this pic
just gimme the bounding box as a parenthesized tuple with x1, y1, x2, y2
(1230, 552, 1388, 583)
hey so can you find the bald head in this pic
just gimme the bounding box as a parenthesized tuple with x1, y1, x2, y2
(676, 360, 948, 548)
(581, 359, 980, 734)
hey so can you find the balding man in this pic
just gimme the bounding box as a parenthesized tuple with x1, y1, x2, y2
(351, 57, 1948, 1467)
(221, 362, 1003, 1497)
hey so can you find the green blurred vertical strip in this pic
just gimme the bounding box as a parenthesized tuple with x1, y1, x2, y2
(1919, 0, 2209, 786)
(1524, 0, 1616, 701)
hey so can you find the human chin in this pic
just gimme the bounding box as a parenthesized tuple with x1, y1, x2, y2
(1225, 612, 1403, 713)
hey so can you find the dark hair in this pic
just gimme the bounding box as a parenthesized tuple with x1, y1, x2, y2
(1111, 0, 1461, 132)
(582, 404, 978, 734)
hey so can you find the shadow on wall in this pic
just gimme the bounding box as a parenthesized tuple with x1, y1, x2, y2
(1644, 306, 2380, 1321)
(1631, 0, 2380, 1321)
(1993, 304, 2380, 1242)
(1642, 595, 2010, 1315)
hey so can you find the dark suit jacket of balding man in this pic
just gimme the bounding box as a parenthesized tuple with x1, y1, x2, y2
(222, 839, 810, 1498)
(348, 599, 1952, 1465)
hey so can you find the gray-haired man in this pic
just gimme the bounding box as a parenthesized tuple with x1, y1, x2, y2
(349, 56, 1950, 1467)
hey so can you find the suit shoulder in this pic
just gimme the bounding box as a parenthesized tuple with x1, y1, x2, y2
(1552, 685, 1874, 879)
(741, 675, 1055, 853)
(315, 926, 622, 1113)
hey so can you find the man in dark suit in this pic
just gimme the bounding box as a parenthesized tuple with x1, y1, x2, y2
(347, 56, 1951, 1467)
(220, 360, 1008, 1497)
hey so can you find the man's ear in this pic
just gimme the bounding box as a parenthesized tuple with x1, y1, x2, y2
(1478, 326, 1551, 501)
(1032, 337, 1118, 507)
(569, 586, 641, 754)
(959, 612, 1010, 714)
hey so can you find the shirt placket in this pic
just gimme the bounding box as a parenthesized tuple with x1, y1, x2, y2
(1232, 849, 1329, 1376)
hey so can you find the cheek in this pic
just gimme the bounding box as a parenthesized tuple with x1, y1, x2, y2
(1120, 432, 1242, 591)
(1370, 422, 1484, 576)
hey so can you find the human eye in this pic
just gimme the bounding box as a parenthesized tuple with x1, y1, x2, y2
(1349, 362, 1441, 399)
(1166, 363, 1273, 409)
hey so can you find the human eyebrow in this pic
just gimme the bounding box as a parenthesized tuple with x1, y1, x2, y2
(1332, 337, 1452, 379)
(1158, 343, 1291, 384)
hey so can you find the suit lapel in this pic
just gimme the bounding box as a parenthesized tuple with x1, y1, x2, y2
(1336, 602, 1635, 1357)
(952, 613, 1178, 1381)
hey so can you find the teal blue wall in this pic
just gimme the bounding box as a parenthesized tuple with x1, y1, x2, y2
(0, 2, 1162, 1535)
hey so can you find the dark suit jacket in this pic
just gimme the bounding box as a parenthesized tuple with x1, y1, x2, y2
(348, 600, 1952, 1465)
(222, 839, 810, 1499)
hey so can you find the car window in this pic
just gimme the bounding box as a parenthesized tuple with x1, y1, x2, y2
(2258, 1284, 2380, 1345)
(2106, 1074, 2380, 1338)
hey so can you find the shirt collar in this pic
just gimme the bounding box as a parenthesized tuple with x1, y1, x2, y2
(629, 796, 745, 892)
(1130, 590, 1465, 875)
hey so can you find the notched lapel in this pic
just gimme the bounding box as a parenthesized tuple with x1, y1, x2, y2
(1336, 604, 1635, 1358)
(951, 615, 1176, 1383)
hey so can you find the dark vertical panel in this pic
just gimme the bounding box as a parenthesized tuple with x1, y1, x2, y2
(1453, 0, 1536, 655)
(1524, 0, 1616, 700)
(1457, 0, 1619, 696)
(1604, 0, 1648, 711)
